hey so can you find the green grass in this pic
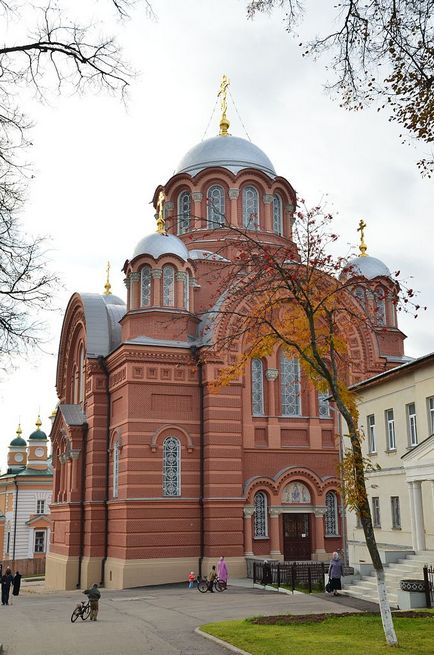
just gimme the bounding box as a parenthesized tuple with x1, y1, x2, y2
(201, 613, 434, 655)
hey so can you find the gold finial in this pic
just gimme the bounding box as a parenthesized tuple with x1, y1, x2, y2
(50, 408, 57, 419)
(16, 423, 22, 437)
(218, 74, 230, 136)
(104, 261, 112, 296)
(35, 414, 42, 430)
(156, 190, 166, 234)
(357, 219, 368, 257)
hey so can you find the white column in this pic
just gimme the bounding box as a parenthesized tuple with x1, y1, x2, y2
(410, 480, 426, 551)
(407, 481, 418, 551)
(243, 507, 254, 557)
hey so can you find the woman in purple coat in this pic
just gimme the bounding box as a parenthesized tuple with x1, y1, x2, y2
(328, 552, 344, 596)
(217, 556, 229, 589)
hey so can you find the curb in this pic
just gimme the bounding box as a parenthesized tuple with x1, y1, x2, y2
(195, 627, 252, 655)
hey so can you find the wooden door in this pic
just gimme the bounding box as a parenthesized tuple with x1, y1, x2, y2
(283, 513, 312, 561)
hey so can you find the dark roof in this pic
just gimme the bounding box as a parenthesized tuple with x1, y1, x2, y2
(59, 404, 87, 427)
(350, 352, 434, 392)
(0, 467, 53, 480)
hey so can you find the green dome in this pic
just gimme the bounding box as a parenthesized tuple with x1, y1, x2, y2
(10, 436, 26, 447)
(29, 428, 48, 441)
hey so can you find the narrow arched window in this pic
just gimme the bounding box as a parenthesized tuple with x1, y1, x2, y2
(113, 440, 120, 499)
(163, 265, 175, 306)
(272, 194, 283, 235)
(318, 392, 330, 418)
(242, 186, 259, 230)
(78, 346, 85, 403)
(251, 359, 264, 416)
(184, 271, 190, 310)
(141, 265, 152, 306)
(354, 286, 366, 309)
(254, 491, 268, 537)
(325, 491, 338, 536)
(280, 353, 301, 416)
(178, 191, 191, 234)
(163, 436, 181, 496)
(375, 287, 386, 325)
(207, 185, 225, 228)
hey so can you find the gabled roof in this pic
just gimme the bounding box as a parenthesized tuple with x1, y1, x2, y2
(26, 514, 50, 527)
(59, 404, 87, 427)
(350, 352, 433, 392)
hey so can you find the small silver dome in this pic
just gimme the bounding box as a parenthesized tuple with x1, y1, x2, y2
(175, 135, 276, 177)
(346, 255, 391, 280)
(133, 232, 189, 262)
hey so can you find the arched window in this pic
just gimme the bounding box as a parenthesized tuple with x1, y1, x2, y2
(251, 359, 264, 416)
(141, 265, 152, 306)
(254, 491, 268, 538)
(163, 436, 181, 496)
(280, 353, 301, 416)
(325, 491, 339, 536)
(163, 265, 175, 306)
(184, 271, 190, 310)
(242, 186, 259, 230)
(178, 191, 191, 234)
(375, 288, 386, 325)
(272, 194, 283, 235)
(78, 346, 85, 403)
(354, 286, 366, 309)
(318, 392, 330, 418)
(113, 440, 120, 499)
(207, 185, 225, 228)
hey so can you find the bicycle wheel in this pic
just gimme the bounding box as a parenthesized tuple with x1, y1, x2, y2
(81, 604, 91, 620)
(215, 580, 226, 592)
(71, 607, 81, 623)
(197, 580, 208, 593)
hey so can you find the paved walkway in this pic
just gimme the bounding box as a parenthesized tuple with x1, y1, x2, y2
(0, 582, 373, 655)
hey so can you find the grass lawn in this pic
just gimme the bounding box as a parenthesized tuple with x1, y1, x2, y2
(201, 612, 434, 655)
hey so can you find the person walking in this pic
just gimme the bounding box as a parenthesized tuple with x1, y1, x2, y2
(1, 568, 13, 606)
(207, 565, 217, 592)
(261, 560, 273, 586)
(84, 583, 101, 621)
(217, 556, 228, 589)
(328, 551, 344, 596)
(12, 571, 22, 601)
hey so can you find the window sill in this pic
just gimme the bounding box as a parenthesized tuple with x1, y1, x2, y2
(391, 527, 402, 530)
(253, 536, 269, 541)
(384, 449, 397, 454)
(324, 534, 340, 538)
(368, 451, 378, 456)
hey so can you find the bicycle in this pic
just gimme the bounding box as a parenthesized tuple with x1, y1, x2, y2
(197, 576, 226, 593)
(71, 600, 91, 622)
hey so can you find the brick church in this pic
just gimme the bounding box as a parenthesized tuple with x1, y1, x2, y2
(46, 83, 407, 590)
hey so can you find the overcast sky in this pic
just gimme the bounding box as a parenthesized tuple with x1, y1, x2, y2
(1, 0, 433, 466)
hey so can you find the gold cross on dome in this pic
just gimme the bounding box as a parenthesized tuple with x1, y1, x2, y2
(357, 219, 368, 257)
(156, 190, 166, 234)
(218, 74, 230, 136)
(104, 261, 112, 295)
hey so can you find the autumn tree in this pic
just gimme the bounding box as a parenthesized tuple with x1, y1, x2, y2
(0, 0, 153, 362)
(246, 1, 434, 176)
(198, 206, 414, 646)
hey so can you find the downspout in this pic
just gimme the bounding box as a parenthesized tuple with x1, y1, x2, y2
(98, 355, 111, 587)
(12, 479, 19, 562)
(77, 423, 89, 589)
(191, 346, 205, 578)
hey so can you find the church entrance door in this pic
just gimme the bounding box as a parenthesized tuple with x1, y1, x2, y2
(283, 513, 311, 561)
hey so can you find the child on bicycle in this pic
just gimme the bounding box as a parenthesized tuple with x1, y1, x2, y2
(84, 583, 101, 621)
(207, 565, 217, 592)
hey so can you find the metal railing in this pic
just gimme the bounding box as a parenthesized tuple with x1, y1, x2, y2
(252, 560, 326, 593)
(423, 565, 433, 609)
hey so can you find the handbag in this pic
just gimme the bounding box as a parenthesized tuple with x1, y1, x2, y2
(325, 579, 333, 594)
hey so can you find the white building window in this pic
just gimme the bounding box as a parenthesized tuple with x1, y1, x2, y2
(254, 491, 268, 537)
(36, 499, 45, 515)
(325, 491, 338, 536)
(141, 265, 152, 306)
(178, 191, 191, 234)
(428, 396, 434, 435)
(280, 353, 301, 416)
(163, 437, 181, 497)
(318, 392, 330, 418)
(272, 194, 283, 235)
(113, 440, 120, 499)
(372, 497, 381, 528)
(34, 530, 45, 553)
(367, 414, 376, 453)
(407, 402, 418, 446)
(184, 272, 190, 310)
(207, 185, 225, 227)
(391, 496, 401, 529)
(163, 265, 175, 306)
(242, 186, 259, 230)
(385, 409, 396, 450)
(251, 359, 264, 416)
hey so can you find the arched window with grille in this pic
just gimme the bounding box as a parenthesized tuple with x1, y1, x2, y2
(78, 346, 85, 404)
(178, 191, 191, 234)
(163, 436, 181, 496)
(184, 271, 190, 310)
(272, 194, 283, 235)
(207, 185, 225, 228)
(318, 392, 330, 418)
(354, 286, 366, 309)
(325, 491, 339, 536)
(254, 491, 268, 537)
(242, 186, 259, 230)
(163, 265, 175, 306)
(375, 287, 386, 325)
(113, 440, 120, 499)
(251, 359, 264, 416)
(280, 353, 301, 416)
(141, 265, 152, 306)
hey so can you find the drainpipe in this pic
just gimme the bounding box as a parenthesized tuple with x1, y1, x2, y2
(191, 346, 205, 578)
(12, 479, 19, 562)
(98, 355, 111, 587)
(77, 423, 89, 589)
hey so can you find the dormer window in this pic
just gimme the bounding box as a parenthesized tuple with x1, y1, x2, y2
(207, 185, 225, 228)
(243, 186, 259, 230)
(178, 191, 191, 234)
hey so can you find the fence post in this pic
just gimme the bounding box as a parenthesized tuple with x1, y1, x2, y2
(321, 562, 325, 591)
(291, 563, 296, 593)
(277, 563, 281, 589)
(308, 565, 312, 593)
(253, 561, 257, 585)
(423, 565, 432, 609)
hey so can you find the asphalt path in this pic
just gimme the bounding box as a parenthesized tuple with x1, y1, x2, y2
(0, 583, 367, 655)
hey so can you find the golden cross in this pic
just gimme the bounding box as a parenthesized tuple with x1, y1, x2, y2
(104, 261, 112, 295)
(218, 74, 230, 136)
(357, 219, 368, 257)
(156, 190, 166, 234)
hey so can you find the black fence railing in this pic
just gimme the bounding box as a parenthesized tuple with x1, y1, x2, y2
(252, 560, 326, 593)
(423, 565, 433, 609)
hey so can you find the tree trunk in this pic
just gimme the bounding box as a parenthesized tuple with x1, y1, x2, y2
(375, 568, 398, 647)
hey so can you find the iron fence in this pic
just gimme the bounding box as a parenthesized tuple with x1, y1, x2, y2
(252, 560, 326, 593)
(423, 565, 433, 609)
